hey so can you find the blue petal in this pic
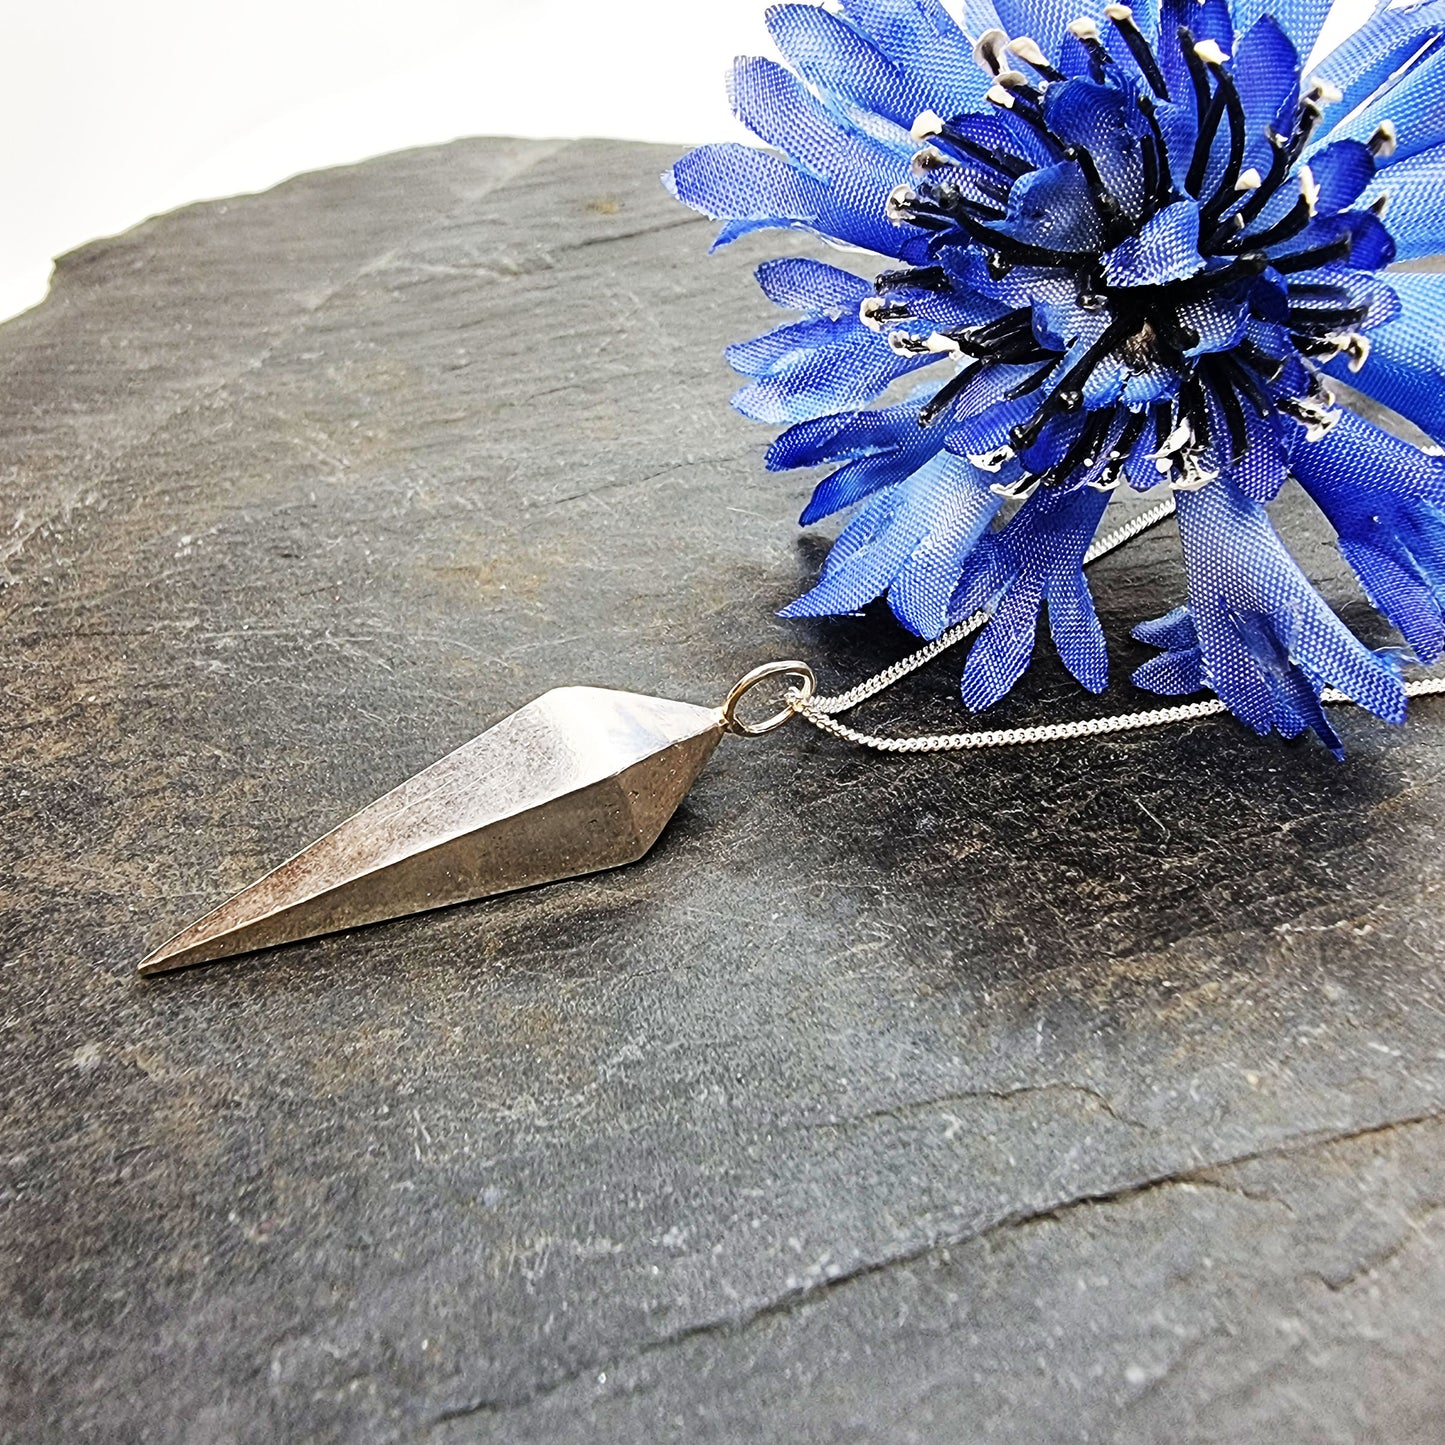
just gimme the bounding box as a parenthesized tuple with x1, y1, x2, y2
(1313, 2, 1445, 126)
(667, 143, 924, 261)
(755, 258, 870, 312)
(1322, 272, 1445, 444)
(1361, 145, 1445, 262)
(1101, 200, 1204, 286)
(780, 450, 1003, 624)
(767, 3, 989, 134)
(773, 397, 954, 525)
(1306, 141, 1378, 216)
(953, 485, 1114, 707)
(1158, 0, 1233, 109)
(729, 323, 937, 423)
(1230, 16, 1299, 165)
(1229, 0, 1327, 66)
(1261, 209, 1395, 271)
(1173, 476, 1407, 738)
(1130, 607, 1208, 695)
(1042, 79, 1151, 220)
(1227, 404, 1287, 502)
(946, 391, 1041, 456)
(994, 160, 1109, 255)
(840, 0, 982, 100)
(1290, 406, 1445, 661)
(1133, 605, 1199, 652)
(966, 0, 1005, 32)
(889, 472, 1016, 638)
(931, 110, 1058, 172)
(990, 0, 1105, 60)
(1323, 44, 1445, 170)
(769, 398, 931, 471)
(727, 55, 910, 192)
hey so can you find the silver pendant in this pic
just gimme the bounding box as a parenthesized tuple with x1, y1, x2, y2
(138, 665, 813, 975)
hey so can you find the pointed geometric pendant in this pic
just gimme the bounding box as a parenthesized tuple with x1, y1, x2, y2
(137, 687, 725, 975)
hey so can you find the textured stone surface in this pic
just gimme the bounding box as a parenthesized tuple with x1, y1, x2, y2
(2, 137, 1445, 1444)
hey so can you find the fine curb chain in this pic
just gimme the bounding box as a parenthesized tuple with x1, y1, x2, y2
(784, 494, 1445, 752)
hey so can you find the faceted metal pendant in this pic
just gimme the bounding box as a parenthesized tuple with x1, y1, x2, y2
(137, 687, 726, 975)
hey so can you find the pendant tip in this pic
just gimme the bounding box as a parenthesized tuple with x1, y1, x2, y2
(135, 917, 260, 976)
(135, 935, 205, 977)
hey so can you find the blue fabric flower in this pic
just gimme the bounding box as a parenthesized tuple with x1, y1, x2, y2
(666, 0, 1445, 753)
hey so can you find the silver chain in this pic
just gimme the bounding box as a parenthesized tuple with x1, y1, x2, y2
(783, 493, 1445, 751)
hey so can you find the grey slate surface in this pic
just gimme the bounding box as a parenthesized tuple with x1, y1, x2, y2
(2, 136, 1445, 1444)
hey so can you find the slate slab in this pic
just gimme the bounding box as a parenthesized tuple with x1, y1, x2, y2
(2, 136, 1444, 1444)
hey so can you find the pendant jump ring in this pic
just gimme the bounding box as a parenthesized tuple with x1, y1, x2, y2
(720, 660, 816, 737)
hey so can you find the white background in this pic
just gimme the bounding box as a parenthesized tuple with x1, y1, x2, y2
(0, 0, 1373, 323)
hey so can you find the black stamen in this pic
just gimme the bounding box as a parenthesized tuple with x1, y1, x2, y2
(1186, 72, 1230, 199)
(1177, 28, 1211, 124)
(1269, 236, 1353, 274)
(1285, 281, 1352, 304)
(1141, 131, 1162, 210)
(1137, 97, 1176, 204)
(1198, 71, 1248, 229)
(955, 308, 1033, 349)
(1041, 408, 1115, 487)
(1010, 317, 1132, 452)
(1286, 303, 1370, 331)
(1236, 339, 1285, 382)
(1216, 352, 1273, 417)
(1004, 357, 1060, 399)
(942, 133, 1037, 182)
(1152, 399, 1175, 456)
(1232, 192, 1313, 252)
(1066, 145, 1131, 239)
(1223, 131, 1290, 239)
(1108, 10, 1169, 98)
(951, 210, 1094, 266)
(918, 362, 983, 427)
(875, 265, 949, 295)
(1179, 373, 1211, 451)
(1113, 407, 1149, 468)
(1203, 360, 1249, 462)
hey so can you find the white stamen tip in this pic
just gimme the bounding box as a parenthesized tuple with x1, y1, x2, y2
(887, 329, 928, 355)
(986, 83, 1016, 109)
(1067, 17, 1101, 42)
(971, 446, 1014, 473)
(1369, 120, 1397, 159)
(1234, 167, 1263, 192)
(858, 296, 890, 331)
(924, 332, 961, 354)
(1307, 75, 1344, 105)
(1299, 164, 1320, 215)
(911, 145, 951, 173)
(1193, 39, 1229, 66)
(1159, 420, 1193, 456)
(973, 28, 1010, 78)
(990, 475, 1041, 500)
(886, 184, 917, 221)
(1103, 4, 1134, 22)
(1006, 36, 1052, 69)
(1370, 191, 1391, 219)
(1345, 333, 1371, 374)
(910, 109, 945, 141)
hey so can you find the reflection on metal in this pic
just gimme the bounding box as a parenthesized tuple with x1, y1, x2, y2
(137, 688, 726, 975)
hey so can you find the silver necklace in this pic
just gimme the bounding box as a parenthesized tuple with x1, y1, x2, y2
(138, 497, 1445, 975)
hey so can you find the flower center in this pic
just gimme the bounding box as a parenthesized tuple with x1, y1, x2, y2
(874, 12, 1397, 494)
